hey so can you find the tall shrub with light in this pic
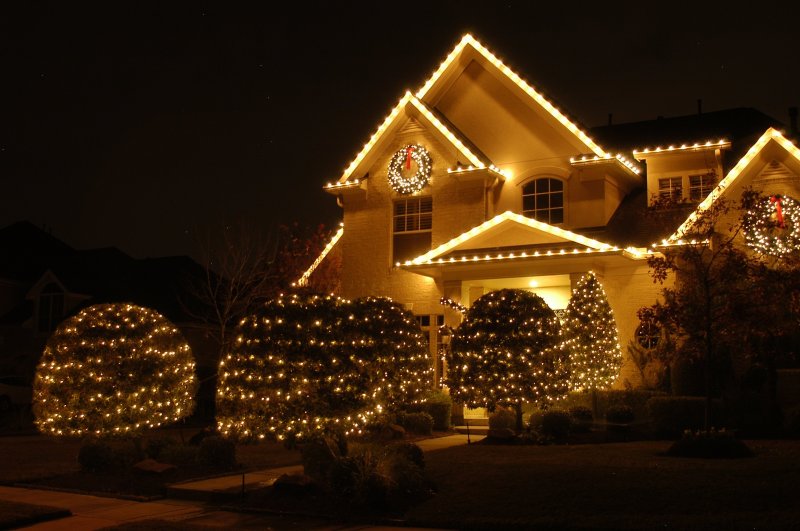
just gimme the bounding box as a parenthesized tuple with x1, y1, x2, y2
(33, 303, 198, 438)
(562, 272, 622, 392)
(446, 289, 569, 428)
(216, 293, 431, 442)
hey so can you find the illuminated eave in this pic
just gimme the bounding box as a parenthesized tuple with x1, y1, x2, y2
(569, 153, 641, 175)
(296, 225, 344, 287)
(651, 238, 709, 249)
(670, 128, 800, 241)
(406, 211, 626, 266)
(447, 165, 510, 180)
(417, 34, 608, 159)
(633, 139, 730, 160)
(331, 92, 487, 186)
(398, 245, 651, 268)
(323, 179, 363, 194)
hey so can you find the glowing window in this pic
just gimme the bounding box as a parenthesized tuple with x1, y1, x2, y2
(393, 197, 432, 262)
(522, 178, 564, 224)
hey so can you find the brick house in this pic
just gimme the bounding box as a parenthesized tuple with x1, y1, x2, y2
(301, 35, 800, 408)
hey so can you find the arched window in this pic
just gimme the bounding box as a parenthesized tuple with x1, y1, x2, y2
(522, 178, 564, 224)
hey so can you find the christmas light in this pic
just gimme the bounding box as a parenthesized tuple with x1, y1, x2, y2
(671, 128, 800, 241)
(743, 194, 800, 258)
(33, 304, 197, 438)
(416, 35, 609, 160)
(446, 289, 569, 411)
(561, 272, 622, 392)
(439, 296, 467, 314)
(633, 139, 730, 158)
(569, 153, 641, 175)
(296, 225, 344, 287)
(388, 144, 433, 194)
(216, 294, 432, 442)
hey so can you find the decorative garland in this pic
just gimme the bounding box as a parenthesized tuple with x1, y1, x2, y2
(744, 194, 800, 258)
(388, 144, 432, 194)
(439, 296, 466, 314)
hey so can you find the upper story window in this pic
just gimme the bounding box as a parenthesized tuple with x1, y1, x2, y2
(522, 178, 564, 224)
(658, 177, 683, 202)
(689, 173, 717, 201)
(393, 197, 432, 263)
(38, 283, 64, 332)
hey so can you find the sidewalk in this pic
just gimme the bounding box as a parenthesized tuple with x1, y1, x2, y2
(0, 434, 477, 530)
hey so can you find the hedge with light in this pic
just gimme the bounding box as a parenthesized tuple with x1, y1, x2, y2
(33, 303, 197, 438)
(446, 289, 569, 428)
(562, 272, 622, 392)
(216, 293, 431, 442)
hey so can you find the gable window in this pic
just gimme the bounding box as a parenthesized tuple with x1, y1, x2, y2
(393, 196, 432, 263)
(689, 173, 716, 201)
(658, 177, 683, 201)
(522, 178, 564, 224)
(38, 283, 64, 333)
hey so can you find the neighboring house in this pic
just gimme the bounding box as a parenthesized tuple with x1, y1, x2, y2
(0, 221, 217, 416)
(301, 34, 800, 398)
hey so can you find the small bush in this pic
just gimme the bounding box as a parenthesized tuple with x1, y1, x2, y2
(398, 411, 434, 435)
(145, 437, 177, 460)
(540, 409, 571, 441)
(422, 390, 452, 431)
(198, 436, 236, 468)
(78, 440, 115, 472)
(606, 404, 635, 424)
(386, 441, 424, 469)
(159, 444, 199, 466)
(384, 451, 427, 501)
(647, 396, 707, 437)
(569, 406, 593, 432)
(301, 434, 345, 483)
(666, 428, 753, 459)
(488, 408, 516, 431)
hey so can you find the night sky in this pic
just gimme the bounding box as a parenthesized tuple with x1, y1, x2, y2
(3, 2, 798, 260)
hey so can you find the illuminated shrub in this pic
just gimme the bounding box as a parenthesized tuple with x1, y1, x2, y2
(216, 293, 431, 442)
(447, 289, 569, 412)
(34, 303, 198, 438)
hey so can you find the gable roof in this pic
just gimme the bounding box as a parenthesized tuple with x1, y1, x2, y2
(670, 128, 800, 240)
(404, 211, 616, 266)
(416, 34, 609, 159)
(333, 92, 490, 185)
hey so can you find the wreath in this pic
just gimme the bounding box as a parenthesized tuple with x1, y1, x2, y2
(743, 194, 800, 258)
(388, 144, 432, 194)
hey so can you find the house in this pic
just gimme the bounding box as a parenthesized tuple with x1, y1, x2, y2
(301, 35, 800, 405)
(0, 222, 218, 417)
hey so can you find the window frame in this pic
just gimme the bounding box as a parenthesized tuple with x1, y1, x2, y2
(522, 177, 565, 225)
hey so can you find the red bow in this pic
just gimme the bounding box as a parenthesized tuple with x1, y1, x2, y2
(405, 146, 415, 170)
(771, 196, 785, 228)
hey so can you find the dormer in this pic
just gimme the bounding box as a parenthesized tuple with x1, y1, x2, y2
(634, 139, 730, 206)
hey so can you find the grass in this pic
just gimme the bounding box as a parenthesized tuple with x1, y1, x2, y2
(405, 440, 800, 530)
(0, 499, 71, 528)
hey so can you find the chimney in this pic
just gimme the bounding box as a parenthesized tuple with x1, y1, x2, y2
(697, 99, 703, 115)
(790, 107, 798, 136)
(608, 113, 613, 126)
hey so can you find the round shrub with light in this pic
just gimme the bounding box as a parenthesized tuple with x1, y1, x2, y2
(33, 303, 198, 438)
(216, 293, 432, 442)
(447, 289, 569, 412)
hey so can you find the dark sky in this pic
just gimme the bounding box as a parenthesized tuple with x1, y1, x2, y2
(3, 2, 798, 260)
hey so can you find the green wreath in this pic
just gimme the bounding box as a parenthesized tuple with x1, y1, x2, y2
(743, 194, 800, 258)
(388, 144, 432, 194)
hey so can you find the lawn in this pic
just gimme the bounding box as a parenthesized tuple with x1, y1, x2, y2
(406, 440, 800, 530)
(0, 499, 71, 528)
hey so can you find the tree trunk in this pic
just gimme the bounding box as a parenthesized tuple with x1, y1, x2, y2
(514, 403, 524, 433)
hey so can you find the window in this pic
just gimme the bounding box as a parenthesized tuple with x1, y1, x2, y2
(393, 197, 432, 262)
(658, 177, 683, 201)
(635, 321, 660, 349)
(38, 283, 64, 332)
(522, 178, 564, 224)
(689, 173, 716, 201)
